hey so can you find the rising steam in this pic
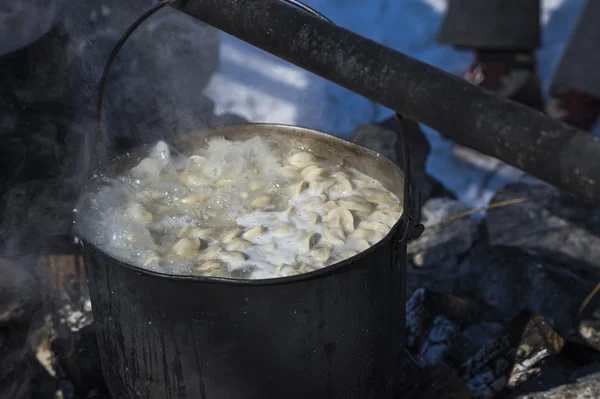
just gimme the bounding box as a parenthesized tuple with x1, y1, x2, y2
(0, 0, 222, 257)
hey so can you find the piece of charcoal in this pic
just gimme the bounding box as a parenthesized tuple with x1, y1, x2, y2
(406, 289, 468, 367)
(459, 308, 564, 398)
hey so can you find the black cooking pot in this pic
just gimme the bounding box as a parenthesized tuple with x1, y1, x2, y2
(75, 123, 420, 399)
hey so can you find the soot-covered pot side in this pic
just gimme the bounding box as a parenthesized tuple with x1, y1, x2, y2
(76, 124, 409, 399)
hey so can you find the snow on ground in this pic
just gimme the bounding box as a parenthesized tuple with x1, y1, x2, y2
(204, 0, 589, 208)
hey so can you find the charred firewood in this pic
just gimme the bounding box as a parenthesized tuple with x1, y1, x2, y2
(459, 308, 565, 398)
(406, 289, 463, 367)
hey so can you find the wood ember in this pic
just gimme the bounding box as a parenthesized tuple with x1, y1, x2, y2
(459, 308, 564, 398)
(579, 319, 600, 352)
(406, 288, 471, 366)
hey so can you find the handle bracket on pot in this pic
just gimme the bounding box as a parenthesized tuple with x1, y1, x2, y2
(395, 113, 424, 242)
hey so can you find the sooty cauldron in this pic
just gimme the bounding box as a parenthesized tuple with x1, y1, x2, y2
(75, 124, 418, 399)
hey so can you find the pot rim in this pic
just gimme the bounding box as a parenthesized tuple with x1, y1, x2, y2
(75, 123, 409, 286)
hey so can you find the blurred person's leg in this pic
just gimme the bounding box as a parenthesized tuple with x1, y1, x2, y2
(546, 0, 600, 131)
(438, 0, 542, 108)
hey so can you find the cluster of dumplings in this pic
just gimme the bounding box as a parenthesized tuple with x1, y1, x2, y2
(80, 136, 402, 279)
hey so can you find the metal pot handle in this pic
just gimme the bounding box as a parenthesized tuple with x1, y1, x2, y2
(96, 0, 422, 239)
(395, 113, 424, 242)
(96, 0, 331, 122)
(96, 0, 176, 122)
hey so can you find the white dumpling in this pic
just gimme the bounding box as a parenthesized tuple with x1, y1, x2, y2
(309, 246, 332, 263)
(322, 227, 345, 246)
(179, 194, 209, 204)
(184, 227, 214, 239)
(124, 203, 153, 225)
(279, 165, 301, 180)
(301, 165, 327, 181)
(354, 239, 371, 252)
(188, 155, 208, 168)
(214, 178, 237, 187)
(352, 227, 385, 245)
(359, 220, 390, 235)
(351, 228, 376, 241)
(225, 238, 253, 251)
(308, 179, 335, 195)
(250, 195, 273, 210)
(281, 206, 295, 220)
(338, 249, 358, 260)
(220, 251, 247, 263)
(258, 242, 276, 252)
(289, 181, 309, 196)
(325, 207, 355, 233)
(180, 172, 210, 187)
(130, 157, 161, 181)
(242, 226, 266, 241)
(287, 152, 317, 168)
(276, 263, 293, 273)
(298, 263, 317, 273)
(249, 180, 265, 191)
(329, 175, 353, 197)
(322, 201, 338, 213)
(298, 233, 317, 252)
(370, 210, 401, 227)
(143, 252, 161, 266)
(272, 222, 295, 236)
(380, 203, 402, 213)
(171, 237, 201, 258)
(360, 187, 393, 205)
(205, 268, 230, 278)
(304, 211, 320, 225)
(300, 196, 326, 210)
(220, 229, 243, 243)
(351, 178, 371, 188)
(196, 260, 223, 273)
(338, 195, 373, 214)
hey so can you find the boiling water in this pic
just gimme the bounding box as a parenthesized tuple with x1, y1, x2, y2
(75, 135, 402, 279)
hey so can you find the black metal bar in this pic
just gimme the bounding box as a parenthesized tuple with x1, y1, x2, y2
(172, 0, 600, 206)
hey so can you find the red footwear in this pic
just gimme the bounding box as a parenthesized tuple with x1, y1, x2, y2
(465, 49, 543, 110)
(545, 88, 600, 132)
